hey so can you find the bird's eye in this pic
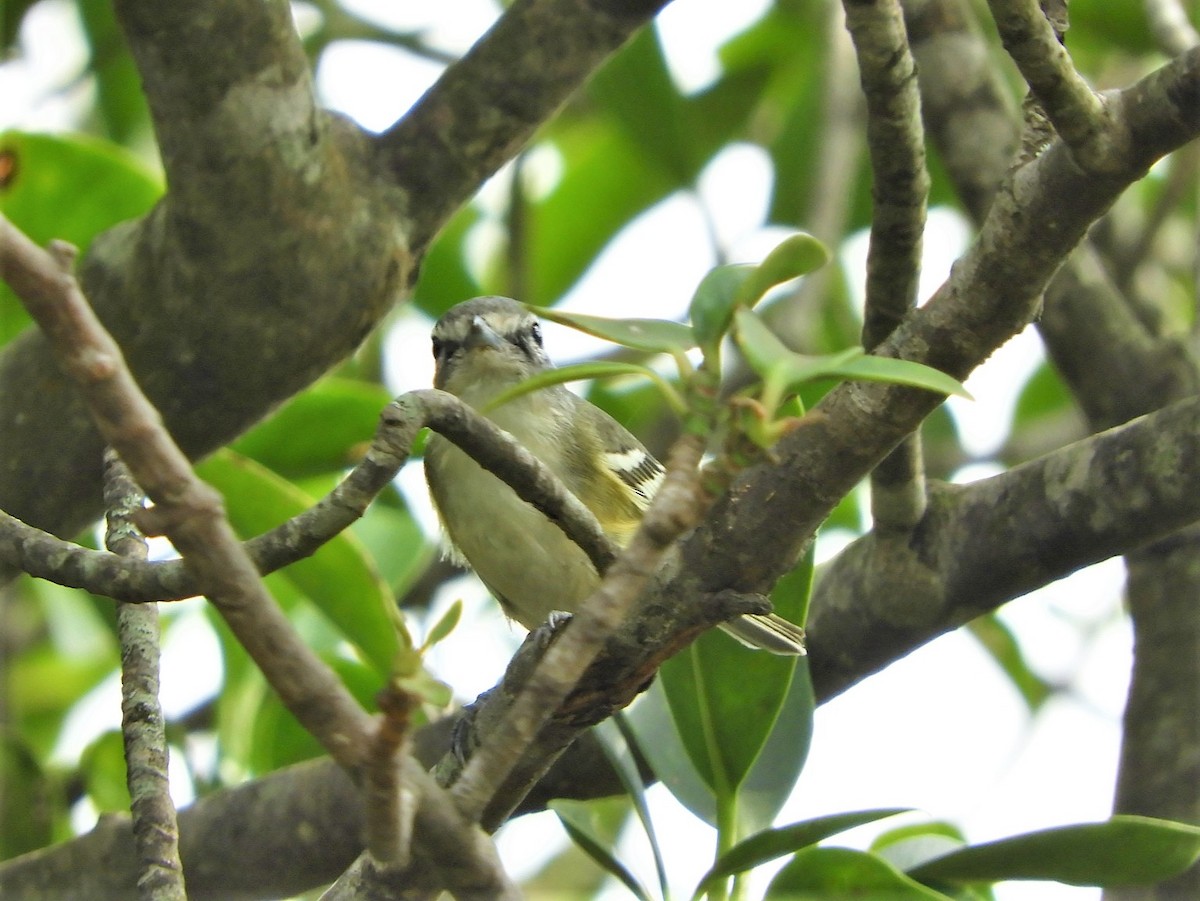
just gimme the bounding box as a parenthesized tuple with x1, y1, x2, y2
(530, 322, 543, 346)
(431, 337, 443, 359)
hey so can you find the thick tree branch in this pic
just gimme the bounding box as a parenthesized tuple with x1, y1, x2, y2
(810, 393, 1200, 696)
(377, 0, 672, 249)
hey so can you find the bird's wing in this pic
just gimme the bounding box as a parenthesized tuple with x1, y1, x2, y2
(601, 447, 665, 510)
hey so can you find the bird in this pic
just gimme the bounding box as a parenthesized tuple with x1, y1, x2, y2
(423, 296, 807, 655)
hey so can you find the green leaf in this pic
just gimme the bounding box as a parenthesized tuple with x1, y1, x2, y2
(966, 615, 1053, 712)
(625, 678, 718, 827)
(248, 655, 383, 773)
(77, 0, 153, 143)
(231, 377, 394, 478)
(524, 120, 676, 306)
(688, 263, 756, 351)
(871, 821, 968, 875)
(693, 809, 911, 898)
(770, 542, 815, 631)
(0, 131, 162, 344)
(767, 847, 957, 900)
(908, 816, 1200, 888)
(824, 354, 973, 400)
(658, 628, 799, 809)
(734, 309, 972, 405)
(737, 658, 815, 833)
(348, 499, 434, 598)
(421, 600, 462, 651)
(412, 205, 485, 316)
(589, 26, 698, 185)
(552, 800, 654, 901)
(734, 233, 831, 308)
(195, 449, 400, 676)
(80, 730, 131, 814)
(484, 360, 683, 415)
(533, 306, 696, 354)
(0, 736, 56, 858)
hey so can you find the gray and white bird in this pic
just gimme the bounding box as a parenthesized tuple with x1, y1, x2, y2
(424, 296, 806, 655)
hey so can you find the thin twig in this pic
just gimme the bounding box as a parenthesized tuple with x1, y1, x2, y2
(843, 0, 930, 529)
(103, 451, 187, 901)
(364, 686, 418, 867)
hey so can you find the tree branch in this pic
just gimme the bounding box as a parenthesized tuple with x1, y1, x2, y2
(377, 0, 672, 249)
(103, 451, 187, 901)
(843, 0, 931, 530)
(810, 393, 1200, 697)
(985, 0, 1115, 168)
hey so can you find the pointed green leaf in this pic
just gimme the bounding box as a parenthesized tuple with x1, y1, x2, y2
(693, 809, 912, 898)
(738, 658, 815, 833)
(552, 800, 654, 901)
(658, 628, 798, 807)
(421, 600, 462, 651)
(768, 847, 957, 900)
(908, 816, 1200, 888)
(688, 264, 756, 351)
(735, 233, 830, 308)
(734, 309, 972, 401)
(196, 450, 401, 676)
(532, 306, 695, 353)
(822, 354, 973, 400)
(484, 360, 684, 414)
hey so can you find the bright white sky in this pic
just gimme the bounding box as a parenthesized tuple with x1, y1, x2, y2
(2, 3, 1128, 900)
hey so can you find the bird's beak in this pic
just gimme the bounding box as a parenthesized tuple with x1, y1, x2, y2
(464, 315, 506, 351)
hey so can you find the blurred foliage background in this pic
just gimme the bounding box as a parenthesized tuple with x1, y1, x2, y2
(1, 0, 1196, 896)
